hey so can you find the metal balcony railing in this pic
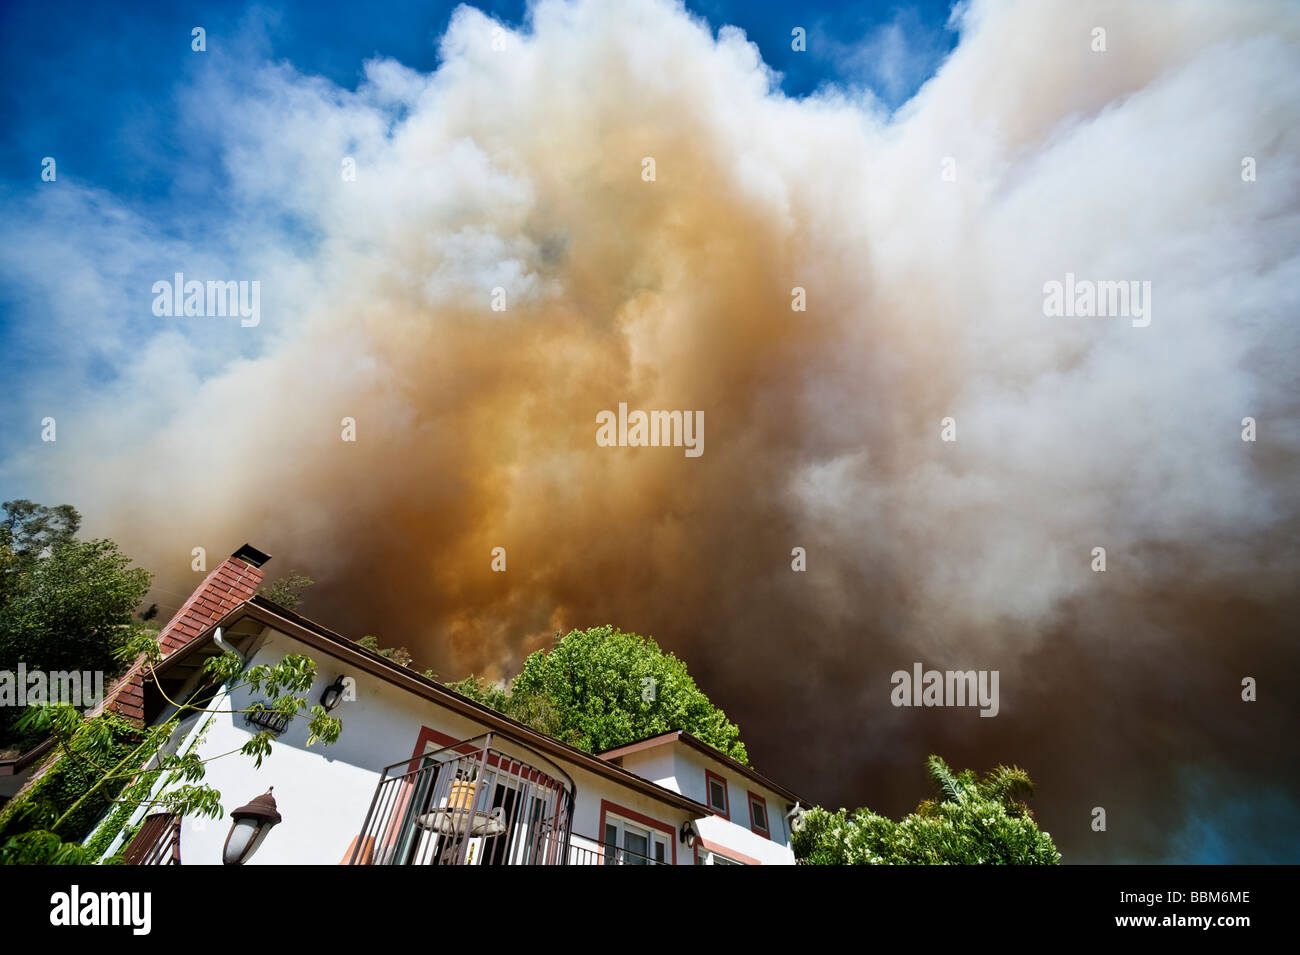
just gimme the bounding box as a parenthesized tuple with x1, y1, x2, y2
(568, 837, 671, 865)
(344, 732, 576, 865)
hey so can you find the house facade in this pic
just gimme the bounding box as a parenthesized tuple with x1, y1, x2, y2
(601, 731, 800, 865)
(89, 546, 805, 866)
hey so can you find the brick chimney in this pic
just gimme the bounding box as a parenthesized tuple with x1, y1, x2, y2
(103, 544, 271, 723)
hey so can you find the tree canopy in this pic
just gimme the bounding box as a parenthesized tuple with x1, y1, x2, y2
(258, 572, 314, 611)
(357, 634, 414, 669)
(448, 624, 748, 763)
(792, 755, 1061, 864)
(0, 501, 153, 749)
(1, 499, 80, 558)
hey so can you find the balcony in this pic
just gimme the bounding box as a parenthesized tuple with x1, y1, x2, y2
(567, 836, 670, 865)
(345, 732, 578, 865)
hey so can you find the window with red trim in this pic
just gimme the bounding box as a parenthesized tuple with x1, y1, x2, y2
(705, 769, 729, 818)
(748, 791, 770, 838)
(603, 813, 670, 865)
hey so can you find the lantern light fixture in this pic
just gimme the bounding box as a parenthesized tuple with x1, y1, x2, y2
(222, 788, 282, 865)
(679, 820, 698, 848)
(320, 676, 348, 712)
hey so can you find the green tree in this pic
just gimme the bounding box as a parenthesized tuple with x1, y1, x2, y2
(258, 572, 314, 611)
(792, 755, 1061, 865)
(357, 634, 414, 669)
(0, 502, 153, 748)
(446, 673, 509, 712)
(1, 499, 80, 558)
(451, 625, 748, 763)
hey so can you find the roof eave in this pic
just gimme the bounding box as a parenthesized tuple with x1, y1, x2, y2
(599, 730, 808, 808)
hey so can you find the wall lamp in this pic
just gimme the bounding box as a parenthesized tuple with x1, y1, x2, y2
(679, 820, 698, 848)
(320, 676, 348, 712)
(222, 788, 282, 865)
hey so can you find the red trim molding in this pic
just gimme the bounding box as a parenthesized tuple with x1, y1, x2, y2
(410, 725, 469, 764)
(704, 768, 729, 819)
(598, 799, 677, 865)
(696, 836, 761, 866)
(746, 790, 770, 839)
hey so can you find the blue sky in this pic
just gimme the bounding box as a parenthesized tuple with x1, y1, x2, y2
(0, 0, 960, 466)
(0, 0, 957, 200)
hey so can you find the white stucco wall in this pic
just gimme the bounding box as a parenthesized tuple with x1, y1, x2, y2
(615, 747, 680, 792)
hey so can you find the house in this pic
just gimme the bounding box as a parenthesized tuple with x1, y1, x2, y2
(90, 546, 805, 865)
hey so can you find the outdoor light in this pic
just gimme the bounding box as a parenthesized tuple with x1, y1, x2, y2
(679, 820, 698, 848)
(222, 788, 282, 865)
(787, 802, 806, 833)
(320, 675, 348, 712)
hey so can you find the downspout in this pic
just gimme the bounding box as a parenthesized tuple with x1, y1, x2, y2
(213, 627, 246, 665)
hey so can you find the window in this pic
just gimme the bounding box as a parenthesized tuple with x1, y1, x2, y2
(603, 815, 669, 865)
(705, 769, 729, 819)
(748, 791, 769, 838)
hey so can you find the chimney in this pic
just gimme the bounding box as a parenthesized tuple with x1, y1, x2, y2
(103, 544, 271, 723)
(156, 544, 271, 656)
